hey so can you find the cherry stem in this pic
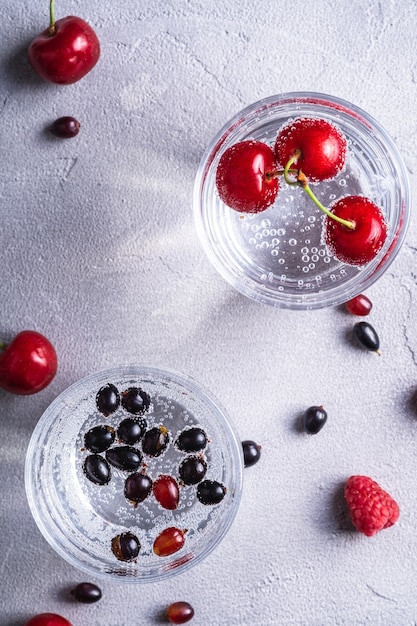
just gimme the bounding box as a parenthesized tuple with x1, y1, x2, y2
(49, 0, 56, 35)
(0, 341, 6, 351)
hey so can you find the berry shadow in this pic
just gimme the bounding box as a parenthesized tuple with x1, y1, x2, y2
(329, 481, 355, 532)
(405, 386, 417, 421)
(1, 37, 47, 90)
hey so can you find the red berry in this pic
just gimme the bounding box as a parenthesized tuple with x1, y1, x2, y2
(50, 116, 80, 138)
(345, 293, 373, 316)
(153, 527, 187, 557)
(0, 330, 57, 394)
(215, 140, 279, 213)
(274, 117, 347, 182)
(153, 475, 179, 510)
(166, 601, 195, 624)
(28, 15, 100, 85)
(25, 614, 72, 626)
(344, 475, 400, 537)
(325, 195, 387, 266)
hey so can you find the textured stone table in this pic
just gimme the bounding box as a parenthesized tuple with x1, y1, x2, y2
(1, 1, 417, 624)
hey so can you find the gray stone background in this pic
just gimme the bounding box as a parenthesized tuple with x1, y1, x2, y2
(1, 1, 417, 624)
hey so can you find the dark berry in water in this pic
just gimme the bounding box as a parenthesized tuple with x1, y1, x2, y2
(111, 531, 140, 562)
(124, 472, 153, 504)
(105, 445, 142, 471)
(50, 116, 80, 138)
(142, 426, 170, 457)
(70, 582, 102, 604)
(117, 417, 147, 444)
(153, 527, 187, 557)
(121, 387, 151, 414)
(83, 454, 111, 485)
(166, 601, 195, 624)
(196, 480, 227, 505)
(153, 475, 179, 510)
(302, 406, 328, 434)
(96, 383, 120, 416)
(178, 455, 207, 485)
(242, 440, 262, 467)
(84, 425, 115, 453)
(345, 293, 373, 316)
(353, 321, 380, 353)
(175, 426, 208, 452)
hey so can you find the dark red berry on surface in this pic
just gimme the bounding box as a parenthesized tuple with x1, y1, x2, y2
(111, 531, 140, 561)
(345, 293, 373, 316)
(83, 454, 111, 485)
(175, 426, 208, 453)
(353, 321, 380, 353)
(142, 426, 170, 457)
(105, 445, 142, 471)
(196, 480, 227, 505)
(242, 440, 261, 467)
(121, 387, 151, 414)
(124, 472, 153, 504)
(166, 601, 195, 624)
(70, 582, 102, 603)
(153, 527, 187, 557)
(153, 475, 180, 510)
(50, 116, 80, 138)
(178, 455, 207, 485)
(325, 196, 387, 266)
(96, 383, 120, 416)
(302, 406, 328, 434)
(84, 425, 115, 453)
(216, 140, 279, 213)
(117, 417, 147, 444)
(25, 614, 73, 626)
(274, 117, 347, 182)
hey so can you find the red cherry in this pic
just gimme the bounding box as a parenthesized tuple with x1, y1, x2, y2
(215, 140, 279, 213)
(345, 293, 373, 316)
(274, 117, 347, 182)
(0, 330, 57, 395)
(153, 527, 187, 557)
(325, 196, 387, 266)
(153, 474, 180, 510)
(25, 614, 72, 626)
(28, 6, 100, 85)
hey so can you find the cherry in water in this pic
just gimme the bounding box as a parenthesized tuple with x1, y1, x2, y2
(178, 455, 207, 485)
(325, 195, 387, 266)
(275, 117, 347, 182)
(215, 140, 279, 213)
(175, 426, 208, 453)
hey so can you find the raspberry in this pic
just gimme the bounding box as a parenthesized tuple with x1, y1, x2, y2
(344, 475, 400, 537)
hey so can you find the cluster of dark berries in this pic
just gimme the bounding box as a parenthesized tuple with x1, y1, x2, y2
(81, 382, 227, 562)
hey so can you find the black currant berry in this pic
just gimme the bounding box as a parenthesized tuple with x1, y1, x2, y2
(96, 383, 120, 416)
(353, 321, 380, 353)
(302, 406, 328, 434)
(117, 417, 147, 445)
(49, 116, 80, 138)
(83, 454, 111, 485)
(178, 455, 207, 485)
(84, 425, 115, 453)
(142, 426, 170, 457)
(242, 440, 261, 467)
(175, 426, 208, 453)
(121, 387, 151, 415)
(196, 480, 227, 505)
(111, 532, 140, 562)
(105, 445, 142, 471)
(124, 472, 153, 504)
(70, 582, 102, 604)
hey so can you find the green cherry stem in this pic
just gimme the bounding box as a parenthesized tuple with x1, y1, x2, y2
(0, 341, 7, 350)
(296, 170, 355, 230)
(49, 0, 56, 36)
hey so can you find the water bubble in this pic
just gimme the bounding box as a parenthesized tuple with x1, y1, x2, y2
(270, 228, 277, 236)
(255, 232, 262, 240)
(307, 216, 316, 223)
(289, 238, 297, 247)
(261, 241, 269, 249)
(278, 258, 285, 265)
(302, 255, 310, 263)
(249, 237, 256, 245)
(311, 255, 319, 262)
(277, 228, 286, 236)
(262, 229, 270, 237)
(339, 179, 347, 187)
(302, 266, 309, 273)
(301, 247, 309, 254)
(261, 219, 271, 228)
(251, 224, 260, 232)
(271, 249, 279, 256)
(271, 238, 280, 246)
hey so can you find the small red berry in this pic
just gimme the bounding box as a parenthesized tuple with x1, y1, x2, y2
(325, 195, 387, 266)
(274, 117, 347, 182)
(216, 140, 279, 213)
(153, 474, 179, 510)
(25, 614, 73, 626)
(50, 116, 80, 138)
(166, 601, 195, 624)
(344, 475, 400, 537)
(153, 527, 187, 557)
(345, 293, 373, 316)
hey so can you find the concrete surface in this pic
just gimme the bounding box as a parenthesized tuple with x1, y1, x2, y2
(1, 0, 417, 624)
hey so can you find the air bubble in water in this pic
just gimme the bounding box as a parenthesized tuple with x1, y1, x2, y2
(289, 238, 297, 247)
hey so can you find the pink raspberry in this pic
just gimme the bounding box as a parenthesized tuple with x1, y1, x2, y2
(344, 475, 400, 537)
